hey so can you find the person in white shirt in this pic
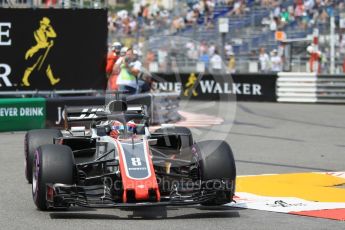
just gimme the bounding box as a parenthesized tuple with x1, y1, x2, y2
(258, 47, 270, 73)
(270, 49, 282, 72)
(210, 50, 223, 74)
(225, 42, 233, 59)
(208, 43, 216, 56)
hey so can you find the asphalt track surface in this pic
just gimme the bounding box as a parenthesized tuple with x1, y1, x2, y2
(1, 101, 345, 230)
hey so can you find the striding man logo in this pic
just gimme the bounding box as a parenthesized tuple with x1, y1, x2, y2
(22, 17, 60, 87)
(183, 73, 198, 97)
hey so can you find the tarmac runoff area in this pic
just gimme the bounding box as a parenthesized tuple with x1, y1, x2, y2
(0, 101, 345, 229)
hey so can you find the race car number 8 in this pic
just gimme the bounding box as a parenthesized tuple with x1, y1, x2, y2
(131, 157, 142, 166)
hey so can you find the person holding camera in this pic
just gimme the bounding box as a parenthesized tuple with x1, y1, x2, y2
(116, 47, 142, 94)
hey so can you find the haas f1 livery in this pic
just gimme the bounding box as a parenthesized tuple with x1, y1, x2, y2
(24, 99, 236, 210)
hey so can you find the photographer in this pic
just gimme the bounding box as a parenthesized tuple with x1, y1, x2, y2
(116, 47, 142, 94)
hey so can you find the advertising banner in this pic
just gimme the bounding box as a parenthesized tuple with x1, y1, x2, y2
(0, 8, 107, 91)
(152, 73, 277, 101)
(0, 98, 46, 131)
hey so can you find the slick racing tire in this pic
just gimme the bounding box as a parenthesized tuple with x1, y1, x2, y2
(154, 127, 193, 149)
(32, 144, 75, 211)
(25, 129, 62, 183)
(194, 140, 236, 206)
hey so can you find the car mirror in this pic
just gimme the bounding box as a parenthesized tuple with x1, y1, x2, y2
(148, 139, 157, 145)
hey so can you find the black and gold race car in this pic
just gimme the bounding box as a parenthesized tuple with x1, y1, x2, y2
(24, 99, 236, 210)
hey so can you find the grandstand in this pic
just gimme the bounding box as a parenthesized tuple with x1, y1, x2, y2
(107, 0, 345, 74)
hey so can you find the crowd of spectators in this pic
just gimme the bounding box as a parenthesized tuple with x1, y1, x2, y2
(107, 0, 261, 39)
(108, 0, 345, 73)
(263, 0, 344, 31)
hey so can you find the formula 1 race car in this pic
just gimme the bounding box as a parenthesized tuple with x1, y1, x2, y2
(24, 99, 236, 210)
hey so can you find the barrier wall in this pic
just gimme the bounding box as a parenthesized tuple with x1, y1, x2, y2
(2, 72, 345, 132)
(0, 98, 46, 131)
(277, 73, 345, 103)
(152, 73, 277, 102)
(0, 93, 180, 131)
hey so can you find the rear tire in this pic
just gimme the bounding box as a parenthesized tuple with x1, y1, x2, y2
(194, 140, 236, 206)
(25, 129, 62, 183)
(32, 144, 74, 211)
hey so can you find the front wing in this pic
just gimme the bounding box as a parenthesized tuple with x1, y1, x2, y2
(45, 179, 235, 209)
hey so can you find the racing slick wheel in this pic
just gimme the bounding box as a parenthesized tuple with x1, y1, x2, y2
(32, 144, 75, 211)
(24, 129, 62, 183)
(194, 140, 236, 206)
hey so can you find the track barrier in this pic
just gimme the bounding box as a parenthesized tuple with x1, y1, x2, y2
(0, 98, 46, 131)
(2, 72, 345, 132)
(152, 73, 277, 102)
(277, 72, 345, 103)
(0, 93, 180, 131)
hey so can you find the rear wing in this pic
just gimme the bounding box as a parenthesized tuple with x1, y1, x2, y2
(63, 104, 148, 129)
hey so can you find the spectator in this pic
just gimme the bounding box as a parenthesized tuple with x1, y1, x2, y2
(318, 8, 329, 24)
(227, 51, 236, 73)
(187, 43, 199, 62)
(117, 48, 142, 94)
(199, 51, 210, 70)
(258, 47, 270, 73)
(225, 42, 234, 59)
(171, 16, 185, 34)
(339, 34, 345, 56)
(199, 40, 209, 54)
(144, 50, 155, 70)
(210, 50, 223, 73)
(208, 42, 216, 56)
(270, 49, 282, 72)
(230, 0, 245, 16)
(304, 0, 315, 12)
(273, 5, 281, 17)
(294, 2, 305, 19)
(280, 8, 290, 24)
(157, 48, 168, 70)
(270, 16, 278, 31)
(106, 42, 122, 77)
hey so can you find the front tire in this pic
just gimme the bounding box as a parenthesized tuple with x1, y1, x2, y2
(25, 129, 62, 183)
(32, 144, 74, 211)
(194, 140, 236, 206)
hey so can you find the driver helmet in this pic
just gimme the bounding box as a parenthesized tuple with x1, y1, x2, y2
(111, 120, 125, 132)
(126, 120, 137, 134)
(109, 120, 124, 139)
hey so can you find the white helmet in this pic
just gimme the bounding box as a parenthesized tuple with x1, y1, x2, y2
(120, 46, 129, 56)
(111, 42, 122, 52)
